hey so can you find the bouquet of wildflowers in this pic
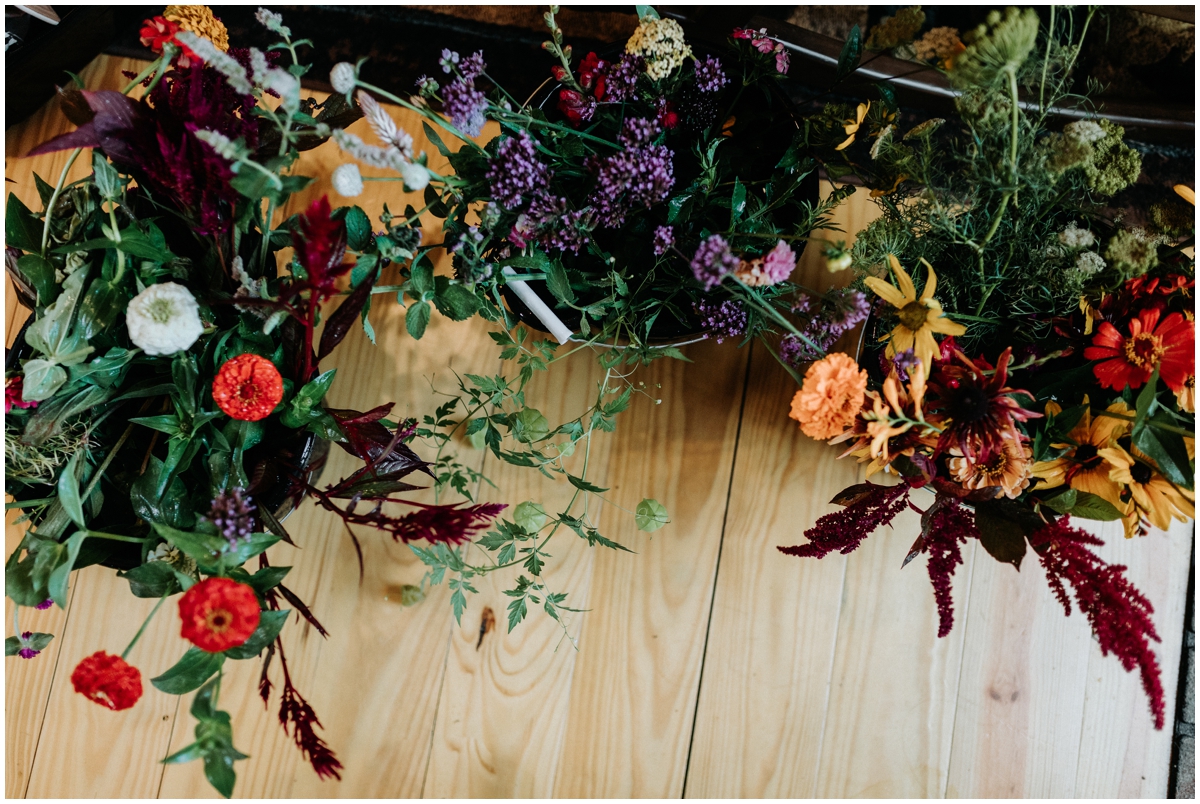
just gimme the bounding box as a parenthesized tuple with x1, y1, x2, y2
(4, 7, 504, 796)
(778, 6, 1194, 730)
(320, 5, 873, 634)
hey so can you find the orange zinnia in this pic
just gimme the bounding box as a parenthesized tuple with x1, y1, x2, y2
(789, 352, 868, 440)
(212, 354, 284, 422)
(1083, 308, 1194, 393)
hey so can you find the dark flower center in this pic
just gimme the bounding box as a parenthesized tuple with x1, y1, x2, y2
(1073, 443, 1101, 469)
(1123, 333, 1164, 368)
(948, 385, 991, 422)
(1131, 462, 1154, 485)
(898, 301, 929, 331)
(206, 608, 232, 633)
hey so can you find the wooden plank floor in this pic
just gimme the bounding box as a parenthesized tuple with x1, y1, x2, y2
(5, 55, 1192, 798)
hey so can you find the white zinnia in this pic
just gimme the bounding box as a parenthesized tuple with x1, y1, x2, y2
(330, 62, 357, 94)
(332, 163, 364, 197)
(399, 161, 430, 191)
(126, 282, 204, 356)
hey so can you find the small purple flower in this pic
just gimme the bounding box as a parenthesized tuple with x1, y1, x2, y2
(487, 131, 551, 209)
(209, 488, 257, 545)
(890, 348, 920, 382)
(779, 329, 835, 367)
(459, 51, 486, 82)
(525, 193, 594, 253)
(442, 79, 488, 137)
(35, 599, 53, 611)
(695, 299, 748, 343)
(619, 117, 660, 148)
(693, 55, 728, 93)
(690, 235, 739, 289)
(792, 295, 814, 315)
(439, 49, 461, 74)
(603, 54, 645, 103)
(653, 225, 674, 256)
(588, 143, 675, 228)
(18, 632, 39, 660)
(759, 240, 797, 285)
(825, 288, 869, 333)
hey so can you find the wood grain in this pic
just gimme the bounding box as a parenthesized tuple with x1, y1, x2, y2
(5, 54, 1192, 799)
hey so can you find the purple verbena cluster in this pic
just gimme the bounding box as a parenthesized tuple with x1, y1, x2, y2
(510, 193, 594, 254)
(825, 287, 870, 332)
(442, 78, 488, 137)
(695, 299, 748, 343)
(779, 288, 871, 368)
(209, 487, 257, 544)
(459, 50, 486, 82)
(653, 225, 674, 256)
(588, 136, 675, 228)
(690, 234, 739, 289)
(619, 116, 660, 148)
(890, 348, 921, 381)
(603, 54, 645, 103)
(693, 55, 728, 93)
(487, 131, 551, 209)
(779, 329, 835, 366)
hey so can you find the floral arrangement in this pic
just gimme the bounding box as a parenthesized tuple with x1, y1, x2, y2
(779, 7, 1194, 730)
(4, 7, 503, 796)
(318, 5, 867, 635)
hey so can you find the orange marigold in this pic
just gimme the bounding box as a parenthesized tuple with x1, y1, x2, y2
(212, 353, 284, 422)
(789, 352, 868, 440)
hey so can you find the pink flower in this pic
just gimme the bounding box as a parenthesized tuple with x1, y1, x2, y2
(5, 376, 36, 413)
(775, 47, 790, 74)
(760, 240, 796, 284)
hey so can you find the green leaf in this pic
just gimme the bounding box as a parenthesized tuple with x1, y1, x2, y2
(344, 206, 372, 251)
(1041, 487, 1077, 515)
(246, 565, 291, 595)
(635, 499, 669, 532)
(545, 259, 575, 304)
(506, 595, 528, 632)
(92, 152, 123, 200)
(512, 502, 547, 534)
(422, 122, 453, 157)
(1133, 366, 1160, 432)
(566, 474, 608, 494)
(406, 300, 431, 339)
(972, 500, 1028, 570)
(78, 278, 127, 341)
(635, 5, 660, 19)
(1067, 491, 1124, 522)
(281, 369, 336, 428)
(118, 561, 181, 598)
(47, 531, 87, 608)
(15, 254, 56, 306)
(151, 647, 225, 694)
(837, 24, 862, 81)
(730, 179, 747, 227)
(512, 408, 550, 443)
(1134, 413, 1194, 489)
(56, 452, 86, 529)
(433, 282, 481, 321)
(223, 609, 289, 659)
(6, 632, 53, 655)
(6, 193, 42, 253)
(21, 359, 69, 404)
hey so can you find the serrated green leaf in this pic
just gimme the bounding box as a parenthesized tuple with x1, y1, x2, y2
(406, 300, 431, 339)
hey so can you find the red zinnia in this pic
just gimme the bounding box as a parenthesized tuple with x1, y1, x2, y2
(178, 577, 261, 653)
(1084, 308, 1194, 393)
(138, 16, 198, 66)
(212, 354, 284, 421)
(71, 651, 143, 711)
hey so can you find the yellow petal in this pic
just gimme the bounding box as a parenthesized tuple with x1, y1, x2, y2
(835, 133, 856, 151)
(1044, 400, 1063, 417)
(856, 102, 870, 124)
(887, 254, 917, 301)
(914, 328, 938, 376)
(1175, 184, 1195, 206)
(889, 325, 915, 356)
(919, 259, 938, 301)
(864, 275, 908, 308)
(929, 315, 967, 337)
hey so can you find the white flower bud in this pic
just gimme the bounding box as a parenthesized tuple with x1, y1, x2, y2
(125, 282, 204, 356)
(332, 163, 364, 197)
(399, 161, 430, 191)
(330, 62, 357, 94)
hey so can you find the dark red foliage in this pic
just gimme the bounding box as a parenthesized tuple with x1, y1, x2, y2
(387, 501, 508, 544)
(31, 58, 260, 235)
(290, 197, 349, 300)
(326, 407, 433, 482)
(273, 638, 343, 781)
(923, 497, 977, 638)
(778, 482, 910, 559)
(1031, 519, 1165, 729)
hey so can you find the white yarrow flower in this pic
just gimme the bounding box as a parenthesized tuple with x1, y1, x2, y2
(1064, 120, 1105, 144)
(399, 161, 431, 191)
(126, 282, 204, 356)
(1074, 251, 1106, 275)
(1058, 222, 1096, 249)
(330, 62, 357, 94)
(332, 163, 364, 197)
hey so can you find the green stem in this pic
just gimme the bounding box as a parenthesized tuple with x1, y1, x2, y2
(1039, 6, 1055, 114)
(40, 149, 84, 257)
(108, 204, 126, 283)
(729, 276, 827, 359)
(761, 335, 806, 385)
(80, 422, 136, 505)
(85, 531, 153, 544)
(121, 593, 169, 660)
(258, 197, 276, 275)
(121, 60, 160, 94)
(1094, 410, 1195, 438)
(13, 606, 21, 640)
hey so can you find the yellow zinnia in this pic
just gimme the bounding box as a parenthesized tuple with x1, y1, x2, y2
(863, 254, 966, 376)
